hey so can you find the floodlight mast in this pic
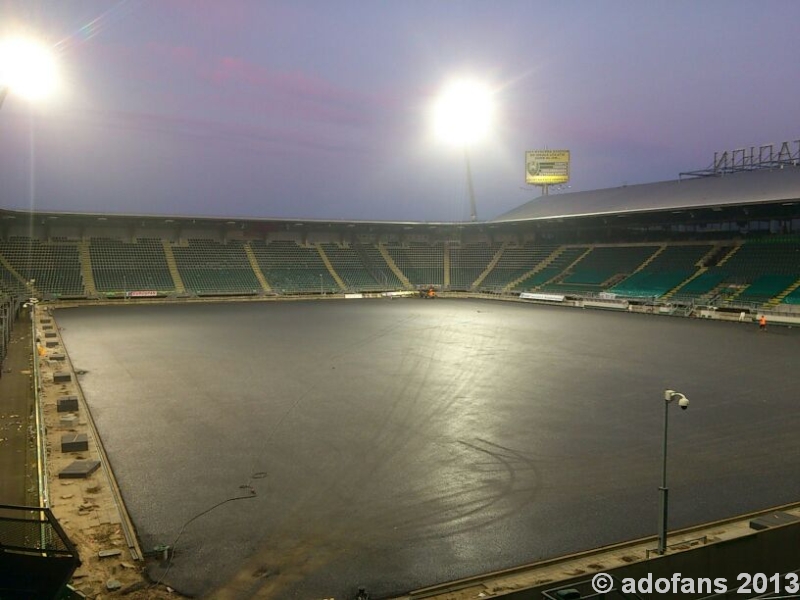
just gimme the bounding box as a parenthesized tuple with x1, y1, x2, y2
(431, 79, 494, 222)
(465, 149, 477, 222)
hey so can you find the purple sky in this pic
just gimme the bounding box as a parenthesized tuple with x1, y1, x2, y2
(1, 0, 799, 222)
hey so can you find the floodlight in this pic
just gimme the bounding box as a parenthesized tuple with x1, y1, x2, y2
(0, 37, 59, 102)
(431, 79, 494, 147)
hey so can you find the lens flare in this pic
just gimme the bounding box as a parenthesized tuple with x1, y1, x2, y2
(431, 79, 494, 147)
(0, 37, 59, 101)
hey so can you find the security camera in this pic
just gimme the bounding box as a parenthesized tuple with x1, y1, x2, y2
(678, 397, 689, 410)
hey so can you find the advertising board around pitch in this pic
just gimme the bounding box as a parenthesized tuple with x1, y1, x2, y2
(526, 150, 570, 184)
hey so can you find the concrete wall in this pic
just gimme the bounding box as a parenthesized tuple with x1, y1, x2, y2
(501, 521, 800, 599)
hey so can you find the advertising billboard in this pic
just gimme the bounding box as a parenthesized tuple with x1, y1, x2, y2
(525, 150, 570, 185)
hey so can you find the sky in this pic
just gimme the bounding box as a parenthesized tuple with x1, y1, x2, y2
(1, 0, 799, 223)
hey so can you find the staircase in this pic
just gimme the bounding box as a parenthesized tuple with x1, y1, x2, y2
(631, 245, 666, 274)
(716, 243, 741, 266)
(504, 246, 569, 292)
(316, 244, 346, 291)
(661, 267, 707, 301)
(766, 276, 800, 307)
(542, 247, 595, 287)
(78, 239, 97, 297)
(161, 240, 186, 294)
(472, 242, 506, 289)
(378, 245, 412, 288)
(697, 244, 724, 267)
(244, 242, 271, 293)
(353, 244, 387, 288)
(0, 252, 35, 296)
(503, 246, 594, 292)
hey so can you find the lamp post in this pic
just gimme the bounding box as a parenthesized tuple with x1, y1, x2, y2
(431, 79, 494, 223)
(658, 389, 689, 555)
(464, 148, 478, 222)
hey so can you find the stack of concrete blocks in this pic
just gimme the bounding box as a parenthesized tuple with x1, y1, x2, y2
(58, 395, 79, 428)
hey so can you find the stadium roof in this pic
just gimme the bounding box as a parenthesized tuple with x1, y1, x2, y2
(3, 165, 800, 231)
(495, 166, 800, 222)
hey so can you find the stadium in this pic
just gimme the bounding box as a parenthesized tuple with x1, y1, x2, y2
(2, 140, 800, 600)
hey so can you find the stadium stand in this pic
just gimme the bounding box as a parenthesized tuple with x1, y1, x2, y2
(171, 239, 261, 295)
(0, 237, 83, 298)
(514, 246, 589, 292)
(664, 237, 800, 306)
(668, 271, 726, 303)
(352, 243, 405, 289)
(718, 238, 800, 304)
(0, 260, 28, 297)
(477, 242, 554, 290)
(249, 240, 339, 294)
(562, 246, 659, 284)
(320, 243, 384, 291)
(386, 242, 445, 286)
(448, 242, 499, 290)
(782, 285, 800, 305)
(610, 244, 714, 298)
(0, 234, 797, 309)
(90, 238, 175, 294)
(0, 165, 798, 308)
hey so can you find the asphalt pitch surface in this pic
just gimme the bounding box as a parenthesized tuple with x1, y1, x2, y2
(54, 299, 800, 599)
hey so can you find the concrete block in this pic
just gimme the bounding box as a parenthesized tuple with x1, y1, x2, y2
(59, 414, 78, 427)
(57, 396, 79, 412)
(61, 433, 89, 453)
(53, 372, 71, 384)
(750, 511, 800, 531)
(58, 460, 101, 479)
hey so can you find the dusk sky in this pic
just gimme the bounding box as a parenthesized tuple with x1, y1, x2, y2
(1, 1, 799, 222)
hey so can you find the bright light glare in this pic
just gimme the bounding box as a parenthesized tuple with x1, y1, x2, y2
(432, 79, 494, 147)
(0, 37, 58, 101)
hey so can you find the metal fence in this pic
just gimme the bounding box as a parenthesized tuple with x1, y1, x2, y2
(0, 504, 77, 556)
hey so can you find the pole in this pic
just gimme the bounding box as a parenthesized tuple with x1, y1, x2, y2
(464, 148, 477, 222)
(0, 87, 8, 110)
(658, 395, 669, 554)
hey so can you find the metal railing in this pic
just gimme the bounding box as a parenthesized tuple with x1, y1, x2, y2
(30, 303, 50, 510)
(0, 504, 77, 558)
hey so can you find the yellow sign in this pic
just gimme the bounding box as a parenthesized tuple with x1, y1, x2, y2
(525, 150, 570, 184)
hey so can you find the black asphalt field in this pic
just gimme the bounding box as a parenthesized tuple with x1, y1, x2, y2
(55, 299, 800, 599)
